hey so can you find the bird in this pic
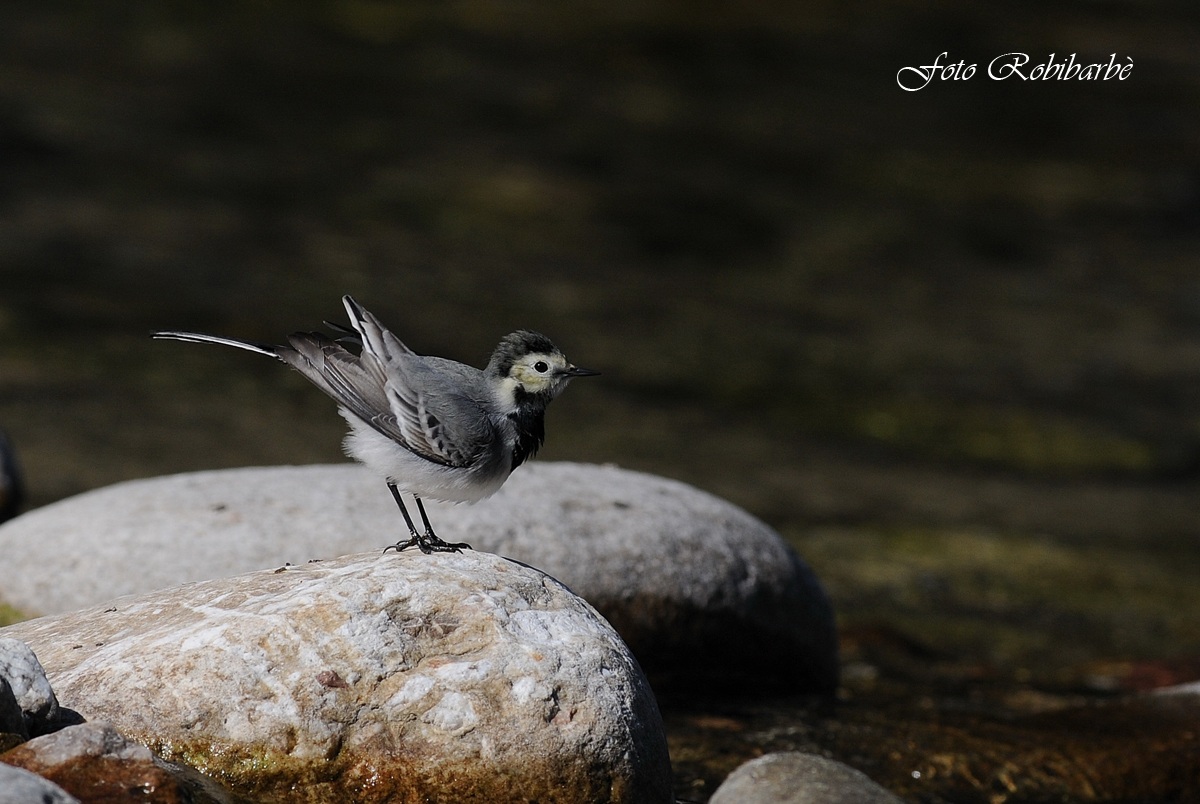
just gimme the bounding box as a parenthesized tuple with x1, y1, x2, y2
(153, 295, 598, 554)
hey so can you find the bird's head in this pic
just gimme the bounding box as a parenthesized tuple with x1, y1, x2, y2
(488, 330, 599, 403)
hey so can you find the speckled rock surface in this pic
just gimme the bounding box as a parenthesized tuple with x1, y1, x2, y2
(0, 550, 673, 803)
(0, 462, 837, 692)
(709, 752, 904, 804)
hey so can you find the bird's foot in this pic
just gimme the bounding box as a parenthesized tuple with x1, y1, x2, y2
(418, 531, 473, 554)
(383, 536, 419, 554)
(383, 532, 472, 555)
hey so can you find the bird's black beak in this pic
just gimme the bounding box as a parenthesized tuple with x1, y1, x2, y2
(564, 365, 600, 377)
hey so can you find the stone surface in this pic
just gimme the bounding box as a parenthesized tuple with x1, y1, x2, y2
(0, 762, 80, 804)
(5, 720, 155, 768)
(0, 550, 673, 803)
(0, 721, 228, 804)
(0, 637, 59, 736)
(709, 752, 904, 804)
(445, 463, 838, 693)
(0, 462, 837, 692)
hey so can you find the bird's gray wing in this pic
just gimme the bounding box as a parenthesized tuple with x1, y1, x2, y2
(340, 296, 499, 467)
(286, 335, 495, 468)
(382, 357, 498, 468)
(278, 332, 426, 452)
(342, 295, 412, 363)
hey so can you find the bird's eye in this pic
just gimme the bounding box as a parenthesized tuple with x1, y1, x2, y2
(534, 361, 549, 373)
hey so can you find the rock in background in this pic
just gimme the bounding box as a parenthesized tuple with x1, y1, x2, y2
(0, 462, 838, 693)
(709, 752, 904, 804)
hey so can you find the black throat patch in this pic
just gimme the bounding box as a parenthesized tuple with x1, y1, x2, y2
(507, 389, 549, 470)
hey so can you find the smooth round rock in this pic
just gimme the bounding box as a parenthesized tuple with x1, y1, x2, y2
(0, 550, 673, 803)
(710, 752, 904, 804)
(0, 462, 837, 693)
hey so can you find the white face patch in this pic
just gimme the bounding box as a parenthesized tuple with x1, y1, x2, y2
(509, 352, 570, 395)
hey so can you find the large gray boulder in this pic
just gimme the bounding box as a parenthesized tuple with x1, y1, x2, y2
(0, 550, 673, 803)
(0, 462, 837, 692)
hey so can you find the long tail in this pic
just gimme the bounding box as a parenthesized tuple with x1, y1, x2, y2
(153, 321, 396, 444)
(151, 331, 280, 358)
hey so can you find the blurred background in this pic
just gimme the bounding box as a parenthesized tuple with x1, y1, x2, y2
(2, 0, 1200, 778)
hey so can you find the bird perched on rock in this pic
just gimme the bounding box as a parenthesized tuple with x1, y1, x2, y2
(154, 295, 597, 554)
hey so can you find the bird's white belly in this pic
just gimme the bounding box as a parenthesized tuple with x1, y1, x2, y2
(339, 412, 511, 503)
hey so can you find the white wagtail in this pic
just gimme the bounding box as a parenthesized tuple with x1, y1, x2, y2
(154, 295, 598, 554)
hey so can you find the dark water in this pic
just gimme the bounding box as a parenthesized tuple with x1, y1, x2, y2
(2, 2, 1200, 800)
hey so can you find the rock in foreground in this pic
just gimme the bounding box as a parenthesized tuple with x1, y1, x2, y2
(1, 721, 227, 804)
(0, 462, 837, 693)
(1, 551, 673, 803)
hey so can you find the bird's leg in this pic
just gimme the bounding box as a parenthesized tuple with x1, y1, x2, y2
(383, 483, 422, 553)
(413, 494, 472, 553)
(381, 485, 471, 554)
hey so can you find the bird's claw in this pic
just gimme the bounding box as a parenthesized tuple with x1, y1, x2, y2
(384, 533, 472, 555)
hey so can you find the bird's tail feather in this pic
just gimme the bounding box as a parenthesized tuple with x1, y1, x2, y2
(322, 319, 363, 346)
(152, 331, 279, 358)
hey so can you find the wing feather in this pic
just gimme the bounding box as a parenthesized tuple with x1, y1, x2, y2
(385, 377, 491, 467)
(282, 331, 496, 469)
(277, 332, 425, 455)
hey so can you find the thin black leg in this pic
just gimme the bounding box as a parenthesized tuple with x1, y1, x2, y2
(382, 485, 472, 554)
(383, 483, 422, 553)
(414, 494, 472, 552)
